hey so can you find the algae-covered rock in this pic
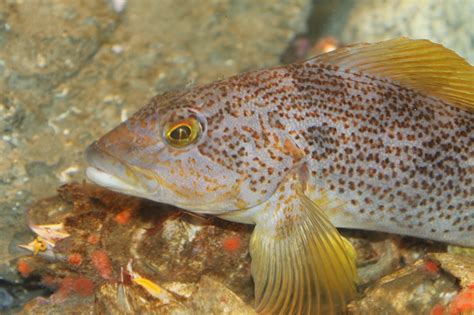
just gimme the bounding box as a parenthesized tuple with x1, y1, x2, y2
(14, 183, 473, 314)
(16, 183, 254, 313)
(348, 254, 474, 314)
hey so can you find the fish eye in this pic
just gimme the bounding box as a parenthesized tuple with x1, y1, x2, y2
(164, 117, 202, 147)
(170, 125, 191, 140)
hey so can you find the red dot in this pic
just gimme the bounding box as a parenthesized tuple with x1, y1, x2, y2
(87, 234, 100, 245)
(73, 277, 95, 296)
(115, 209, 132, 225)
(222, 236, 241, 252)
(430, 304, 444, 315)
(17, 259, 31, 277)
(449, 287, 474, 315)
(423, 261, 439, 274)
(68, 253, 83, 266)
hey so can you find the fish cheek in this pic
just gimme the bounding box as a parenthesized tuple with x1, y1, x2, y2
(158, 152, 240, 205)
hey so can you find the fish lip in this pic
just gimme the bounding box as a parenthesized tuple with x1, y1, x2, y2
(85, 142, 153, 194)
(86, 166, 142, 193)
(85, 141, 136, 177)
(85, 141, 119, 172)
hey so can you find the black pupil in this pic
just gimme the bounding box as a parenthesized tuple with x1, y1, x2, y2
(170, 125, 191, 141)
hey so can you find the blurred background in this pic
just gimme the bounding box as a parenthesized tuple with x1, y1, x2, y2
(0, 0, 473, 312)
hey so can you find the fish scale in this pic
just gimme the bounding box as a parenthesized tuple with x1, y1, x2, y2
(86, 38, 474, 314)
(291, 62, 472, 244)
(168, 60, 472, 245)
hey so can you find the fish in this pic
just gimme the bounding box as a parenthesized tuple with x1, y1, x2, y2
(85, 38, 473, 314)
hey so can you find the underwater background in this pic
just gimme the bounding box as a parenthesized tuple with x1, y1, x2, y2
(0, 0, 473, 313)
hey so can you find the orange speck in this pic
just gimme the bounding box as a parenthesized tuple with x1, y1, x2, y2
(313, 36, 339, 54)
(68, 253, 83, 266)
(87, 234, 100, 245)
(17, 259, 31, 277)
(91, 250, 112, 280)
(223, 236, 241, 252)
(73, 277, 95, 296)
(448, 286, 474, 315)
(430, 304, 445, 315)
(424, 261, 439, 274)
(115, 209, 131, 225)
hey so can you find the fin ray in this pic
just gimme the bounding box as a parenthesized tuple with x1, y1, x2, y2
(312, 37, 474, 112)
(249, 173, 357, 314)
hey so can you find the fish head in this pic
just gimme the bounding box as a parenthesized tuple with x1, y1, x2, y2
(86, 77, 299, 216)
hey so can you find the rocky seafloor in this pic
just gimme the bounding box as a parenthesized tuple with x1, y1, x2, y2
(11, 184, 474, 314)
(0, 0, 473, 314)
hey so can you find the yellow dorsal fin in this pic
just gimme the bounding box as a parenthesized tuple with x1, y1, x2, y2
(313, 37, 474, 112)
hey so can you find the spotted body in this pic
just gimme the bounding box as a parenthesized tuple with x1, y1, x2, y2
(117, 51, 473, 246)
(86, 38, 474, 314)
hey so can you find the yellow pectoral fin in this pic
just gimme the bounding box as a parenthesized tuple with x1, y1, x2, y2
(249, 174, 357, 314)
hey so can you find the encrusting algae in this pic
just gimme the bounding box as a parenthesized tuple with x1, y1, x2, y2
(85, 38, 473, 314)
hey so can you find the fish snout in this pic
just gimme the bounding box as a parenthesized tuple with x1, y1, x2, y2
(85, 140, 132, 180)
(85, 141, 146, 193)
(85, 141, 115, 172)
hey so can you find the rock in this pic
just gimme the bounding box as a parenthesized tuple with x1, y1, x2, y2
(21, 296, 95, 315)
(0, 0, 118, 91)
(428, 253, 474, 288)
(350, 233, 400, 286)
(0, 287, 15, 310)
(0, 278, 50, 313)
(93, 274, 255, 314)
(94, 282, 189, 314)
(187, 276, 256, 315)
(15, 183, 254, 312)
(348, 253, 474, 314)
(333, 0, 474, 63)
(14, 183, 468, 314)
(348, 258, 459, 314)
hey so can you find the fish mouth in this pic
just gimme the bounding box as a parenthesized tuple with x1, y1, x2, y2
(85, 142, 246, 214)
(85, 142, 155, 195)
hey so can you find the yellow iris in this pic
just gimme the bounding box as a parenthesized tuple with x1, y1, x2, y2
(165, 117, 201, 147)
